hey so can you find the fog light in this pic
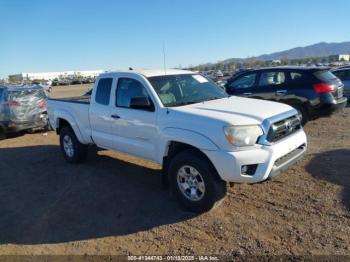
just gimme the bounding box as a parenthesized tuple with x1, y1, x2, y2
(241, 164, 258, 176)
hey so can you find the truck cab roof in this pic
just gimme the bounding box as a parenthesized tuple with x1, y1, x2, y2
(98, 69, 194, 78)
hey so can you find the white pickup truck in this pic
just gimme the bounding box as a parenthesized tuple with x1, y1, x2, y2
(48, 69, 307, 213)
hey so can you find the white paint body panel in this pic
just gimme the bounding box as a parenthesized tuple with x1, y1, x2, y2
(48, 69, 307, 183)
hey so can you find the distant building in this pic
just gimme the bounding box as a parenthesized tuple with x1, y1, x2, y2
(272, 59, 281, 64)
(329, 54, 350, 62)
(8, 70, 105, 82)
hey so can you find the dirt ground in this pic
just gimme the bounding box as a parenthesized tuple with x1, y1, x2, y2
(49, 84, 92, 98)
(0, 85, 349, 256)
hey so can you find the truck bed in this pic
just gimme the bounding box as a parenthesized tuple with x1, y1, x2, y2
(49, 95, 91, 104)
(48, 96, 92, 143)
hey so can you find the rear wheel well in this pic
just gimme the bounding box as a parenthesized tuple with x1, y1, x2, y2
(284, 99, 308, 110)
(162, 141, 222, 186)
(56, 118, 71, 134)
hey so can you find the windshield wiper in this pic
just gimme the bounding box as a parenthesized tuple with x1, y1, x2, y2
(201, 96, 225, 102)
(173, 100, 201, 106)
(172, 96, 227, 107)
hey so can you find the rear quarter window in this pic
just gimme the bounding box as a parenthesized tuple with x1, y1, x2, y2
(95, 78, 113, 105)
(314, 70, 337, 82)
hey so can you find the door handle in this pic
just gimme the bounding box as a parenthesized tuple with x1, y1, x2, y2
(276, 90, 287, 95)
(111, 114, 120, 119)
(243, 92, 252, 96)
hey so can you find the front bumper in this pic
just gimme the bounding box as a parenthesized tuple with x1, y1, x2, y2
(204, 129, 307, 183)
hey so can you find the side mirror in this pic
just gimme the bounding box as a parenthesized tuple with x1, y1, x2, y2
(130, 97, 154, 111)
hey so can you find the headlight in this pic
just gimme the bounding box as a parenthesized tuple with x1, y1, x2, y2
(224, 125, 263, 147)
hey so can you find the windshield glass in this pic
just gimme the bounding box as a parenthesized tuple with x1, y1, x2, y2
(148, 74, 227, 107)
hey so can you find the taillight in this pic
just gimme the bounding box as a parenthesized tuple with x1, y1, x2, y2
(313, 83, 335, 93)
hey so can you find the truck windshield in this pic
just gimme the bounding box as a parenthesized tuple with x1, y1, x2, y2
(147, 74, 228, 107)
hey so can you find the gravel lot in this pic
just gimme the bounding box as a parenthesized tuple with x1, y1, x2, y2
(0, 85, 349, 256)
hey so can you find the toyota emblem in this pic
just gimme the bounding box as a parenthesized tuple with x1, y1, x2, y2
(285, 120, 293, 131)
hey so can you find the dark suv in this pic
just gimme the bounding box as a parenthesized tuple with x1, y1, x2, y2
(225, 67, 347, 124)
(0, 85, 48, 136)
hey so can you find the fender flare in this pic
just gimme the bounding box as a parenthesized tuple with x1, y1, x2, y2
(54, 110, 86, 144)
(158, 127, 219, 164)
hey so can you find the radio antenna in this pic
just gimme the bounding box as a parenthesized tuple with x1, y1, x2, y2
(162, 42, 167, 75)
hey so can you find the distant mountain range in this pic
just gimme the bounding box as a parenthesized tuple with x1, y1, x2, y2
(216, 41, 350, 65)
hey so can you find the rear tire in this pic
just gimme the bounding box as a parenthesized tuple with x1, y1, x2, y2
(168, 150, 227, 213)
(292, 104, 308, 126)
(59, 127, 88, 163)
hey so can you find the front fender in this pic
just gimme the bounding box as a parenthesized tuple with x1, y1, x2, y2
(54, 110, 87, 144)
(158, 127, 219, 163)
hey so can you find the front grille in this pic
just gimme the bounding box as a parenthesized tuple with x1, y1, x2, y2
(266, 115, 301, 143)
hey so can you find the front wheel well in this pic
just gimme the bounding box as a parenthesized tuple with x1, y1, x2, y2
(162, 141, 222, 186)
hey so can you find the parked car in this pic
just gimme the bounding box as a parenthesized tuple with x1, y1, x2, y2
(58, 79, 71, 86)
(225, 67, 347, 125)
(71, 79, 83, 85)
(52, 79, 59, 86)
(48, 69, 307, 213)
(215, 70, 224, 77)
(332, 68, 350, 100)
(0, 85, 48, 136)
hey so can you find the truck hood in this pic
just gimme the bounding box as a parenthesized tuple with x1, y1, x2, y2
(170, 96, 296, 125)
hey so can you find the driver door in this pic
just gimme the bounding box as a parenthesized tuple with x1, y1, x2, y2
(110, 77, 158, 161)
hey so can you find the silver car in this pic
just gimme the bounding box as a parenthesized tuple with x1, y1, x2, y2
(0, 85, 48, 135)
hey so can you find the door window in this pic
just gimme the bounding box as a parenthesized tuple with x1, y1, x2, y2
(228, 73, 257, 89)
(290, 72, 303, 80)
(116, 78, 153, 109)
(95, 78, 113, 105)
(259, 71, 285, 86)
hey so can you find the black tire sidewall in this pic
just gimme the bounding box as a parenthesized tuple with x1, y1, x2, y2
(168, 151, 225, 213)
(293, 104, 308, 126)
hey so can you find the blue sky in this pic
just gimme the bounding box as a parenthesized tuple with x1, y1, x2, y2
(0, 0, 349, 77)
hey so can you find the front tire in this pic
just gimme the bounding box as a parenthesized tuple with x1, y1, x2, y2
(168, 150, 227, 213)
(292, 104, 308, 126)
(59, 127, 88, 163)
